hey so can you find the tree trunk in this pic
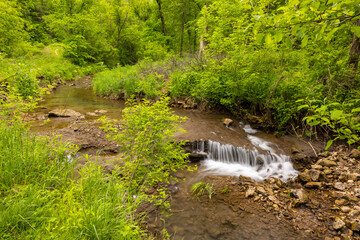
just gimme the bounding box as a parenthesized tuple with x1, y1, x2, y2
(156, 0, 167, 36)
(349, 19, 360, 72)
(198, 3, 208, 59)
(180, 5, 186, 57)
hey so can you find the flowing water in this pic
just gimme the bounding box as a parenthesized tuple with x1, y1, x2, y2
(31, 78, 305, 239)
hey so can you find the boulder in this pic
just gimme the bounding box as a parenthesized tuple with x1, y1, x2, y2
(223, 118, 233, 127)
(256, 156, 265, 167)
(188, 152, 207, 162)
(49, 109, 84, 118)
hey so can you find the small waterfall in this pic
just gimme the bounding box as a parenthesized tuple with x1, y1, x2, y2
(196, 140, 298, 182)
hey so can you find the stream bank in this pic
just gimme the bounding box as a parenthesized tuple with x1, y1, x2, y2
(27, 77, 360, 239)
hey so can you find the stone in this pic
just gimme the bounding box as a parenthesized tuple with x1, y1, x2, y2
(334, 182, 346, 191)
(49, 109, 84, 118)
(318, 159, 337, 167)
(351, 219, 360, 232)
(354, 188, 360, 197)
(335, 199, 347, 206)
(290, 147, 300, 154)
(308, 169, 321, 181)
(290, 189, 309, 206)
(268, 195, 277, 202)
(256, 156, 265, 166)
(95, 109, 108, 114)
(298, 171, 311, 182)
(293, 153, 307, 161)
(333, 219, 345, 230)
(223, 118, 233, 127)
(245, 187, 255, 198)
(349, 173, 360, 181)
(304, 182, 322, 189)
(188, 152, 207, 162)
(323, 169, 332, 175)
(341, 206, 351, 213)
(311, 164, 323, 170)
(86, 112, 97, 116)
(256, 186, 267, 195)
(350, 149, 360, 159)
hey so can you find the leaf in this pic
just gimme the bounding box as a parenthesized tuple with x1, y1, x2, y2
(351, 107, 360, 113)
(274, 32, 283, 43)
(256, 33, 264, 44)
(326, 28, 338, 41)
(265, 33, 273, 46)
(309, 119, 321, 126)
(297, 104, 309, 110)
(285, 36, 292, 48)
(325, 139, 333, 150)
(351, 26, 360, 38)
(330, 109, 344, 121)
(254, 15, 261, 21)
(301, 35, 308, 47)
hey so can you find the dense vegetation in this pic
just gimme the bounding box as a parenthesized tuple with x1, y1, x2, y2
(1, 0, 360, 237)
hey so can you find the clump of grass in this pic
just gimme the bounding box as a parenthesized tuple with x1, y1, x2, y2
(191, 181, 215, 199)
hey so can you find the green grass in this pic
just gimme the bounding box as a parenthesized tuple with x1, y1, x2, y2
(0, 122, 144, 239)
(191, 181, 215, 199)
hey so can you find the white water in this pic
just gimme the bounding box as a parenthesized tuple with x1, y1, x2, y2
(199, 125, 298, 182)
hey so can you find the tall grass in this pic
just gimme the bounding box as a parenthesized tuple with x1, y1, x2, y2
(0, 122, 144, 239)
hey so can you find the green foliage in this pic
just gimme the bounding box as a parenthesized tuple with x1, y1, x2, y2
(298, 98, 360, 149)
(191, 181, 215, 199)
(99, 97, 189, 207)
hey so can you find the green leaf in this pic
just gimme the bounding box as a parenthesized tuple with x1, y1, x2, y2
(325, 139, 333, 150)
(285, 36, 292, 48)
(351, 26, 360, 38)
(351, 108, 360, 113)
(326, 28, 338, 41)
(256, 33, 264, 44)
(265, 33, 273, 46)
(301, 35, 308, 47)
(330, 109, 344, 121)
(309, 119, 321, 126)
(297, 104, 309, 110)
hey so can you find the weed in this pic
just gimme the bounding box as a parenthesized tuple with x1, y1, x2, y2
(191, 181, 215, 199)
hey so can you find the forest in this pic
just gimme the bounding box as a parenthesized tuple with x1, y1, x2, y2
(1, 0, 360, 239)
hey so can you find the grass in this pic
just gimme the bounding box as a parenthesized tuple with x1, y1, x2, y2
(0, 122, 144, 239)
(191, 181, 215, 199)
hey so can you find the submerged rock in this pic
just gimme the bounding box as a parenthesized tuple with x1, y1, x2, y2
(290, 188, 309, 206)
(49, 109, 84, 118)
(334, 182, 346, 191)
(333, 219, 345, 230)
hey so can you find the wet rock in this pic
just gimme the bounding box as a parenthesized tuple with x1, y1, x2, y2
(256, 156, 264, 167)
(188, 152, 207, 162)
(335, 198, 347, 206)
(223, 118, 233, 127)
(304, 182, 322, 189)
(290, 189, 309, 206)
(319, 151, 330, 157)
(256, 186, 267, 196)
(318, 159, 337, 167)
(247, 115, 263, 124)
(349, 173, 360, 181)
(49, 109, 84, 118)
(334, 182, 346, 191)
(333, 219, 345, 230)
(95, 109, 108, 114)
(245, 187, 255, 198)
(311, 164, 323, 170)
(290, 147, 300, 154)
(350, 149, 360, 159)
(354, 188, 360, 197)
(293, 153, 307, 161)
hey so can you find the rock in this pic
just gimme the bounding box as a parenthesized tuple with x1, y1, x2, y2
(49, 109, 84, 118)
(256, 156, 264, 166)
(86, 112, 97, 116)
(354, 188, 360, 197)
(304, 182, 322, 189)
(95, 109, 108, 114)
(290, 189, 309, 206)
(349, 173, 360, 181)
(245, 187, 255, 198)
(351, 219, 360, 232)
(298, 171, 311, 182)
(291, 147, 300, 154)
(323, 169, 332, 175)
(341, 206, 351, 213)
(334, 182, 346, 191)
(247, 115, 263, 124)
(188, 152, 207, 162)
(319, 151, 330, 157)
(308, 169, 321, 182)
(318, 159, 337, 167)
(350, 149, 360, 159)
(335, 198, 347, 206)
(293, 153, 307, 161)
(223, 118, 233, 127)
(311, 164, 323, 170)
(333, 219, 345, 230)
(256, 186, 267, 195)
(268, 195, 277, 202)
(349, 208, 360, 218)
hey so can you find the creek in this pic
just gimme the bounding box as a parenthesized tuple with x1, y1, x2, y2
(30, 78, 305, 239)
